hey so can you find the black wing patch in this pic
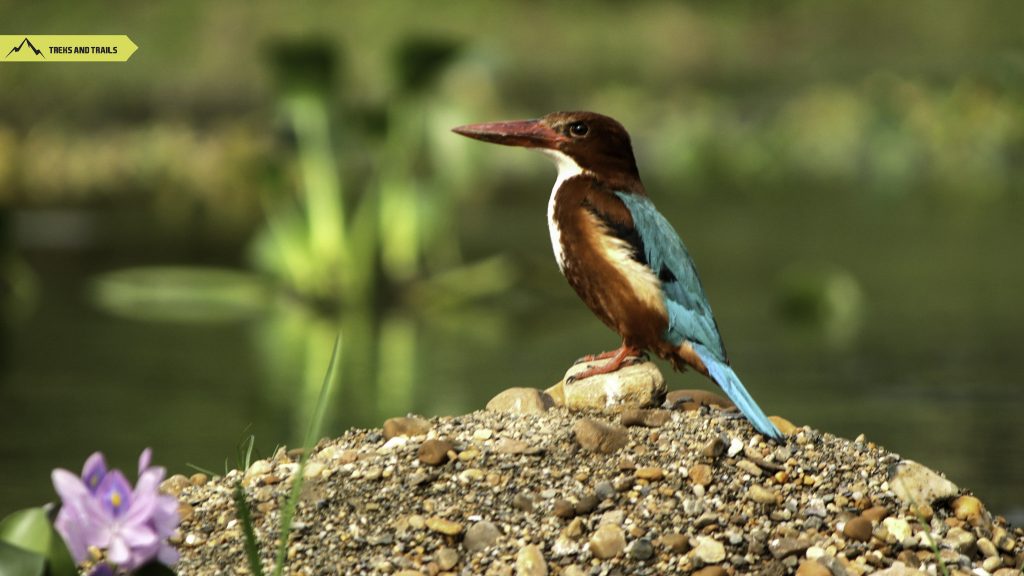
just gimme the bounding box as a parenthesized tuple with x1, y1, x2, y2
(581, 198, 676, 284)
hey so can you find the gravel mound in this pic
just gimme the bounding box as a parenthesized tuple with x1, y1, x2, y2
(167, 402, 1023, 575)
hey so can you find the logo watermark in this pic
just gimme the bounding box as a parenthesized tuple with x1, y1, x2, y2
(1, 35, 137, 62)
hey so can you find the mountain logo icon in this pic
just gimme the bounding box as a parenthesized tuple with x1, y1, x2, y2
(5, 37, 45, 59)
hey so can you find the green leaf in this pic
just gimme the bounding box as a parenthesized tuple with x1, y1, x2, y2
(0, 508, 51, 557)
(0, 540, 45, 576)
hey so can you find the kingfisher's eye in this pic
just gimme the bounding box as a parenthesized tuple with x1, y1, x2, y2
(568, 122, 589, 137)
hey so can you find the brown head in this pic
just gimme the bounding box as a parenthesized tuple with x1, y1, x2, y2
(452, 111, 642, 190)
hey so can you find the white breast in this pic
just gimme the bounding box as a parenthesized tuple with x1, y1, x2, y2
(539, 149, 586, 273)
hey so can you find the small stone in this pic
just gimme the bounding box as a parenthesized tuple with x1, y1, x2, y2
(977, 537, 998, 558)
(575, 493, 599, 514)
(769, 537, 812, 559)
(513, 492, 535, 512)
(768, 416, 798, 435)
(689, 464, 713, 486)
(552, 499, 575, 518)
(493, 439, 532, 455)
(692, 536, 726, 563)
(951, 495, 986, 526)
(982, 556, 1002, 572)
(736, 459, 764, 476)
(418, 439, 454, 466)
(473, 428, 494, 441)
(661, 532, 690, 554)
(628, 538, 655, 561)
(692, 567, 728, 576)
(302, 461, 325, 480)
(860, 505, 890, 523)
(189, 473, 209, 487)
(843, 517, 873, 542)
(589, 524, 627, 559)
(888, 460, 959, 506)
(636, 467, 665, 481)
(726, 437, 744, 458)
(871, 564, 929, 575)
(383, 416, 432, 439)
(486, 388, 551, 414)
(515, 544, 547, 576)
(796, 560, 832, 576)
(620, 408, 671, 427)
(160, 474, 191, 496)
(749, 484, 778, 505)
(437, 547, 459, 570)
(883, 517, 912, 543)
(595, 481, 616, 501)
(465, 521, 502, 552)
(242, 460, 272, 487)
(572, 418, 629, 454)
(564, 359, 666, 412)
(702, 437, 727, 458)
(562, 566, 585, 576)
(665, 389, 734, 411)
(425, 517, 464, 536)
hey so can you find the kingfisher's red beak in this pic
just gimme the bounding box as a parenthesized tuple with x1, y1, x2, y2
(452, 119, 564, 149)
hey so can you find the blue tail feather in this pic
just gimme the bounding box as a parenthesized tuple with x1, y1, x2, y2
(692, 344, 783, 440)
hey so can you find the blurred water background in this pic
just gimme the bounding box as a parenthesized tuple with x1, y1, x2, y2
(1, 1, 1022, 522)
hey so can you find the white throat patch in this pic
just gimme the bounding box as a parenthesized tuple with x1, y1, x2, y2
(539, 149, 587, 272)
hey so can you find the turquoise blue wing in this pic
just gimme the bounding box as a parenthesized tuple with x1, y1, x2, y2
(614, 192, 727, 361)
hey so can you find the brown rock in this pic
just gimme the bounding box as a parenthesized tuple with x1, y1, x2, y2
(665, 389, 734, 411)
(951, 495, 987, 527)
(843, 516, 873, 542)
(160, 474, 191, 496)
(552, 499, 575, 518)
(748, 484, 778, 505)
(425, 517, 464, 536)
(768, 415, 798, 435)
(383, 416, 432, 439)
(572, 418, 629, 454)
(692, 567, 728, 576)
(563, 359, 666, 411)
(418, 439, 455, 466)
(689, 464, 714, 486)
(860, 505, 890, 523)
(635, 467, 665, 481)
(544, 381, 565, 406)
(660, 532, 690, 554)
(620, 408, 671, 427)
(796, 560, 832, 576)
(701, 437, 726, 458)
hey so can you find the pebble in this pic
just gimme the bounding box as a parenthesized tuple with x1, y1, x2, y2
(515, 544, 547, 576)
(552, 499, 575, 518)
(425, 517, 464, 536)
(464, 520, 502, 552)
(418, 439, 455, 466)
(861, 505, 890, 523)
(883, 517, 912, 543)
(628, 538, 655, 561)
(702, 437, 727, 458)
(796, 560, 832, 576)
(661, 532, 690, 554)
(160, 474, 191, 496)
(888, 460, 960, 506)
(689, 463, 713, 486)
(692, 536, 726, 563)
(437, 547, 459, 570)
(952, 495, 986, 526)
(382, 416, 432, 439)
(736, 459, 764, 476)
(768, 415, 798, 435)
(664, 389, 733, 411)
(620, 408, 671, 427)
(843, 516, 873, 542)
(572, 418, 629, 453)
(749, 484, 778, 504)
(692, 567, 727, 576)
(769, 537, 812, 559)
(563, 359, 666, 411)
(486, 388, 551, 415)
(635, 467, 665, 481)
(589, 524, 627, 559)
(727, 437, 744, 457)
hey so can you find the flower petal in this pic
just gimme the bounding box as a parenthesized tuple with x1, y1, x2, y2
(137, 448, 152, 477)
(82, 452, 108, 494)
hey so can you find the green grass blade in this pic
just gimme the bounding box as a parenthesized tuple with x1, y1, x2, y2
(271, 333, 342, 576)
(232, 482, 265, 576)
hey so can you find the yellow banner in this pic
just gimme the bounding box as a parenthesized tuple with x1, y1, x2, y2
(1, 35, 137, 62)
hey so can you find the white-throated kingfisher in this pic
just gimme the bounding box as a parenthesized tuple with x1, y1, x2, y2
(453, 111, 782, 440)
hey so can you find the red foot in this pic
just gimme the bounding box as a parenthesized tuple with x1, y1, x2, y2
(570, 345, 643, 381)
(577, 348, 622, 363)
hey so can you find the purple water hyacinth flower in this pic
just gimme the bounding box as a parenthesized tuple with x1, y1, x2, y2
(52, 448, 180, 571)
